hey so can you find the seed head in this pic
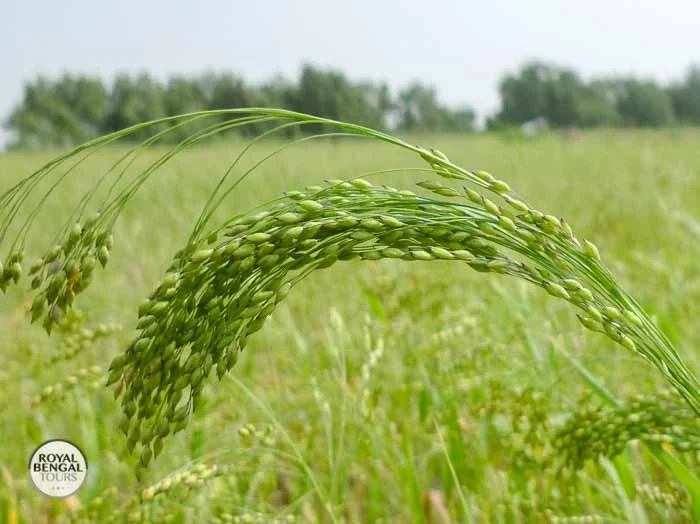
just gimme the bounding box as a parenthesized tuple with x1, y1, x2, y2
(545, 282, 570, 300)
(350, 178, 373, 189)
(430, 247, 454, 260)
(299, 200, 323, 212)
(416, 180, 443, 191)
(498, 216, 516, 232)
(247, 233, 272, 244)
(360, 218, 383, 231)
(410, 250, 433, 261)
(191, 249, 213, 262)
(464, 187, 481, 203)
(381, 247, 404, 258)
(377, 215, 402, 228)
(562, 279, 583, 291)
(623, 310, 644, 328)
(97, 246, 110, 267)
(576, 288, 594, 302)
(434, 187, 461, 197)
(453, 250, 475, 261)
(276, 212, 304, 224)
(583, 240, 601, 261)
(481, 197, 501, 216)
(30, 294, 47, 323)
(602, 306, 621, 320)
(486, 259, 508, 271)
(503, 195, 529, 212)
(8, 262, 22, 283)
(620, 335, 636, 352)
(489, 180, 511, 193)
(587, 306, 603, 322)
(474, 170, 496, 183)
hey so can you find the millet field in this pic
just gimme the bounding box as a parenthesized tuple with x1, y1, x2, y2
(1, 116, 700, 523)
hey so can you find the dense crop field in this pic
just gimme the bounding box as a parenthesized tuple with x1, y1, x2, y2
(2, 127, 700, 522)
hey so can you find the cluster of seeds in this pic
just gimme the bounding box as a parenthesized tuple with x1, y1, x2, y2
(507, 387, 550, 471)
(359, 338, 385, 420)
(543, 512, 605, 524)
(212, 512, 296, 524)
(0, 250, 24, 292)
(103, 163, 700, 467)
(551, 391, 700, 471)
(4, 213, 115, 335)
(31, 365, 103, 407)
(237, 423, 278, 447)
(140, 463, 220, 501)
(124, 464, 224, 522)
(105, 178, 540, 467)
(67, 464, 223, 523)
(49, 309, 121, 363)
(637, 482, 689, 513)
(411, 152, 699, 414)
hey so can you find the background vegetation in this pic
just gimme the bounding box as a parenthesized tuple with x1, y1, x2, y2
(4, 61, 700, 149)
(1, 127, 700, 522)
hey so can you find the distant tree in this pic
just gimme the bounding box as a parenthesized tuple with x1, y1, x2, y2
(362, 82, 393, 117)
(614, 79, 675, 127)
(200, 73, 267, 136)
(164, 77, 207, 116)
(288, 64, 388, 132)
(396, 83, 442, 130)
(496, 62, 593, 128)
(497, 62, 552, 125)
(5, 75, 109, 148)
(160, 76, 213, 140)
(105, 73, 167, 138)
(258, 74, 297, 109)
(204, 73, 257, 110)
(351, 81, 393, 130)
(494, 62, 682, 129)
(396, 82, 474, 132)
(545, 70, 585, 127)
(576, 81, 621, 127)
(440, 107, 476, 132)
(668, 65, 700, 124)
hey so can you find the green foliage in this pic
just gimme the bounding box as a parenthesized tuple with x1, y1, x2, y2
(7, 61, 700, 149)
(396, 83, 475, 132)
(7, 74, 110, 148)
(614, 78, 676, 127)
(552, 391, 700, 471)
(2, 120, 700, 522)
(288, 65, 388, 132)
(104, 73, 168, 140)
(492, 60, 687, 130)
(3, 67, 474, 149)
(497, 62, 580, 126)
(669, 65, 700, 124)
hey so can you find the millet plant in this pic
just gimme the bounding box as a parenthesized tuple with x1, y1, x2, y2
(2, 109, 699, 512)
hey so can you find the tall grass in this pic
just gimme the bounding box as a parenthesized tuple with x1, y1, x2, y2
(1, 111, 699, 521)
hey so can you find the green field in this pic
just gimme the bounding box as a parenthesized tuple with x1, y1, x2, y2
(2, 128, 700, 522)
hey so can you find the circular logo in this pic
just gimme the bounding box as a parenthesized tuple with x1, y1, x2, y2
(28, 439, 88, 497)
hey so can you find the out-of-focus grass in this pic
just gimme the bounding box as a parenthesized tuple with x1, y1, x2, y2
(1, 129, 699, 522)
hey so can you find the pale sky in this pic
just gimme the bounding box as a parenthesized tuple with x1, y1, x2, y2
(2, 0, 699, 145)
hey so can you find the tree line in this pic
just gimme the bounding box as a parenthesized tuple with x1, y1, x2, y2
(490, 61, 700, 130)
(3, 65, 474, 149)
(4, 61, 700, 148)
